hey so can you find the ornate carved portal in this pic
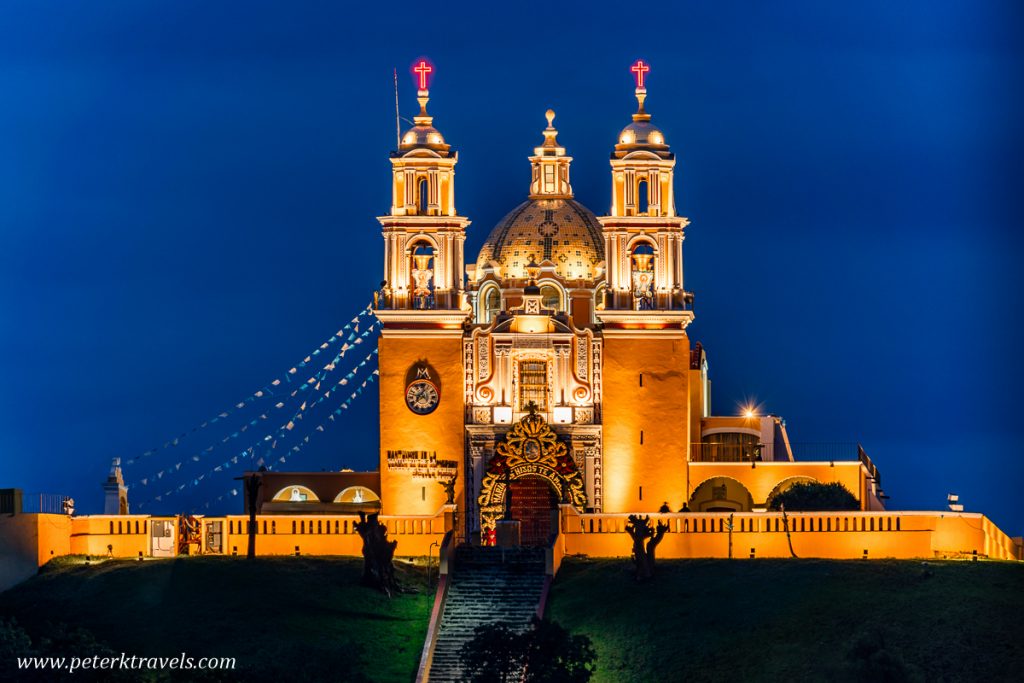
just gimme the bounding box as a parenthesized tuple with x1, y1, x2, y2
(477, 406, 587, 540)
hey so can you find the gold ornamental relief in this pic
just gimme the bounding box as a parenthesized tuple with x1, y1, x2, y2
(477, 404, 587, 530)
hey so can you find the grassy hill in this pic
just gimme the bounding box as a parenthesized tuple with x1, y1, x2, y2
(547, 558, 1024, 683)
(2, 556, 1022, 682)
(0, 556, 432, 682)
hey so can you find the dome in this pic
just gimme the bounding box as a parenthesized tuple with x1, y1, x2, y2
(476, 198, 605, 281)
(399, 124, 448, 151)
(617, 120, 667, 149)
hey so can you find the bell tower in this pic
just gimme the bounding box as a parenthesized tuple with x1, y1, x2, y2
(597, 61, 695, 515)
(377, 60, 470, 313)
(375, 60, 470, 518)
(599, 60, 692, 316)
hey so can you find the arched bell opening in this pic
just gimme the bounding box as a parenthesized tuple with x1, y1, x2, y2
(629, 242, 656, 310)
(637, 178, 650, 215)
(416, 177, 429, 215)
(408, 240, 436, 309)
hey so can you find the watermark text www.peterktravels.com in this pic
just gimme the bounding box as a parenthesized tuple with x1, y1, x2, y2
(17, 652, 236, 674)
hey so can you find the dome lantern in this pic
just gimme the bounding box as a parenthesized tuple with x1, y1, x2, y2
(528, 109, 573, 199)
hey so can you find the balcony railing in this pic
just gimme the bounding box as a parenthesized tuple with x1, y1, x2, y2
(22, 492, 74, 514)
(374, 290, 436, 310)
(691, 442, 863, 463)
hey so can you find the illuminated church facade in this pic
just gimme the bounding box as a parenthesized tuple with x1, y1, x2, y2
(1, 63, 1019, 589)
(373, 62, 888, 544)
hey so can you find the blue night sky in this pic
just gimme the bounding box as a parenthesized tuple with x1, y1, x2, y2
(1, 2, 1021, 532)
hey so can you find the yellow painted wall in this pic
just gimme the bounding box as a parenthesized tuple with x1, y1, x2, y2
(70, 516, 157, 558)
(602, 334, 691, 512)
(218, 513, 448, 557)
(0, 514, 72, 591)
(557, 508, 1021, 561)
(687, 461, 868, 509)
(378, 334, 465, 516)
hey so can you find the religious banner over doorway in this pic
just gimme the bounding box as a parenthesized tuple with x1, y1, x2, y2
(477, 404, 586, 536)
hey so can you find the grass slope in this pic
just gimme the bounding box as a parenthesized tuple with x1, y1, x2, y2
(547, 558, 1024, 683)
(0, 556, 431, 682)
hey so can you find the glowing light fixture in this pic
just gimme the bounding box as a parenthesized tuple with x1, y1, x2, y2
(553, 390, 573, 424)
(631, 59, 650, 88)
(494, 390, 512, 424)
(413, 59, 433, 90)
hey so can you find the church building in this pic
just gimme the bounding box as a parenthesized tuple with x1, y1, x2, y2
(373, 60, 882, 545)
(2, 62, 1018, 588)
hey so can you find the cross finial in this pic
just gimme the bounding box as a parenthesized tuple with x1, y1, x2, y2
(631, 59, 650, 89)
(414, 60, 433, 91)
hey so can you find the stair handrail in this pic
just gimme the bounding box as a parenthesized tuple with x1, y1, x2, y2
(415, 529, 457, 683)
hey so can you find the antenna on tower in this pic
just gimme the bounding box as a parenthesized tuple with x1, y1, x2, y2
(393, 68, 401, 149)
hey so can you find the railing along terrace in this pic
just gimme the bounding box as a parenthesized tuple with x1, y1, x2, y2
(22, 492, 73, 514)
(571, 511, 907, 535)
(787, 442, 861, 461)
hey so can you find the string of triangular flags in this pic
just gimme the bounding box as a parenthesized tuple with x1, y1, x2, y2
(135, 347, 381, 510)
(129, 332, 380, 501)
(122, 304, 373, 470)
(191, 363, 381, 513)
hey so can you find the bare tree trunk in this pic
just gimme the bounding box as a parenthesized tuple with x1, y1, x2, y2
(781, 503, 798, 558)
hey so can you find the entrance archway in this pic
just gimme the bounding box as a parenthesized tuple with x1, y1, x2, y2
(477, 407, 587, 544)
(508, 476, 559, 546)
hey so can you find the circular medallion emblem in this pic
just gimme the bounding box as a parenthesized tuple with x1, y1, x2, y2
(405, 379, 440, 415)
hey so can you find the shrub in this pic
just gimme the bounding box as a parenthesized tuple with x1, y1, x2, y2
(769, 482, 859, 511)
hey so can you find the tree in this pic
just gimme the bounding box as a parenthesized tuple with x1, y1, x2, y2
(521, 618, 597, 683)
(769, 482, 859, 512)
(354, 511, 400, 596)
(458, 619, 596, 683)
(458, 622, 523, 683)
(625, 514, 669, 581)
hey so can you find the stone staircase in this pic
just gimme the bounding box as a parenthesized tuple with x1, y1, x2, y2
(426, 545, 548, 682)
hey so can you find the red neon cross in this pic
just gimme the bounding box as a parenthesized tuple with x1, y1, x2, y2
(631, 59, 650, 88)
(414, 60, 433, 90)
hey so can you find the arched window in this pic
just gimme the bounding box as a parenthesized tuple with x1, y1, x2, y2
(271, 485, 320, 503)
(481, 285, 501, 324)
(539, 284, 562, 311)
(594, 282, 607, 319)
(637, 179, 649, 215)
(417, 178, 429, 214)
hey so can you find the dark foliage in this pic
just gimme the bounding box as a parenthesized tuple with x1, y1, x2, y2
(769, 482, 859, 511)
(458, 618, 596, 683)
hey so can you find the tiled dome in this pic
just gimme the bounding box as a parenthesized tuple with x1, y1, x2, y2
(476, 198, 604, 281)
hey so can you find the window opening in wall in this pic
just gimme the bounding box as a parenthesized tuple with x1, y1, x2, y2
(418, 178, 428, 214)
(518, 361, 548, 410)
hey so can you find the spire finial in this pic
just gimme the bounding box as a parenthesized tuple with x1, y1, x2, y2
(413, 59, 434, 122)
(631, 59, 651, 120)
(541, 109, 559, 147)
